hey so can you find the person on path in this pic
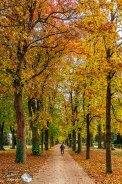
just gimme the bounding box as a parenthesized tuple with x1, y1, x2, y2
(60, 143, 65, 154)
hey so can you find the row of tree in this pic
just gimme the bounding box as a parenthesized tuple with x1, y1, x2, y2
(0, 0, 122, 174)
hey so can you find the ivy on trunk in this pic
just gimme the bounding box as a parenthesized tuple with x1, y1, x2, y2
(14, 88, 26, 163)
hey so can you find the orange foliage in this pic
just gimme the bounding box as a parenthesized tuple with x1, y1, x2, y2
(0, 149, 50, 184)
(70, 149, 122, 184)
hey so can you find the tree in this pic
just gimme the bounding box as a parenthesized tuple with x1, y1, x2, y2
(75, 0, 122, 173)
(0, 0, 76, 162)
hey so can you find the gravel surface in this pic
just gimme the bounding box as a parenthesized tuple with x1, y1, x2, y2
(31, 145, 95, 184)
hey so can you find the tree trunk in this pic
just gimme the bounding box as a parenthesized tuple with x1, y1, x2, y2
(26, 130, 32, 145)
(70, 90, 76, 152)
(106, 74, 112, 173)
(72, 128, 76, 151)
(103, 133, 106, 149)
(98, 123, 102, 149)
(50, 135, 54, 147)
(117, 134, 122, 144)
(0, 122, 4, 150)
(32, 126, 40, 155)
(90, 133, 94, 147)
(45, 122, 49, 150)
(86, 113, 90, 159)
(68, 134, 72, 147)
(10, 126, 16, 149)
(14, 90, 26, 163)
(13, 39, 28, 163)
(41, 130, 44, 152)
(28, 98, 41, 155)
(77, 130, 81, 153)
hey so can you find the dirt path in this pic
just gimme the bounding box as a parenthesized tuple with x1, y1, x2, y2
(31, 145, 95, 184)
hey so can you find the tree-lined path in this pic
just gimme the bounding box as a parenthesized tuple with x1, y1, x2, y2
(0, 1, 122, 183)
(31, 145, 95, 184)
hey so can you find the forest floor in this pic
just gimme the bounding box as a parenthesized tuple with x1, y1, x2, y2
(70, 148, 122, 184)
(0, 146, 122, 184)
(0, 148, 50, 184)
(0, 145, 94, 184)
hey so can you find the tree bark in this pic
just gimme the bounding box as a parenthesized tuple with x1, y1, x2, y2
(0, 122, 4, 150)
(106, 74, 112, 173)
(86, 113, 90, 159)
(90, 133, 94, 147)
(72, 128, 76, 151)
(77, 130, 81, 153)
(26, 130, 32, 145)
(70, 90, 76, 152)
(32, 126, 40, 155)
(14, 41, 27, 163)
(50, 135, 54, 147)
(98, 123, 102, 149)
(103, 133, 106, 149)
(41, 130, 44, 152)
(14, 90, 26, 163)
(68, 134, 72, 147)
(28, 98, 40, 155)
(45, 122, 49, 150)
(10, 126, 16, 149)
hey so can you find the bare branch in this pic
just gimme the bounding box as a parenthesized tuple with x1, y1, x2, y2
(27, 30, 68, 48)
